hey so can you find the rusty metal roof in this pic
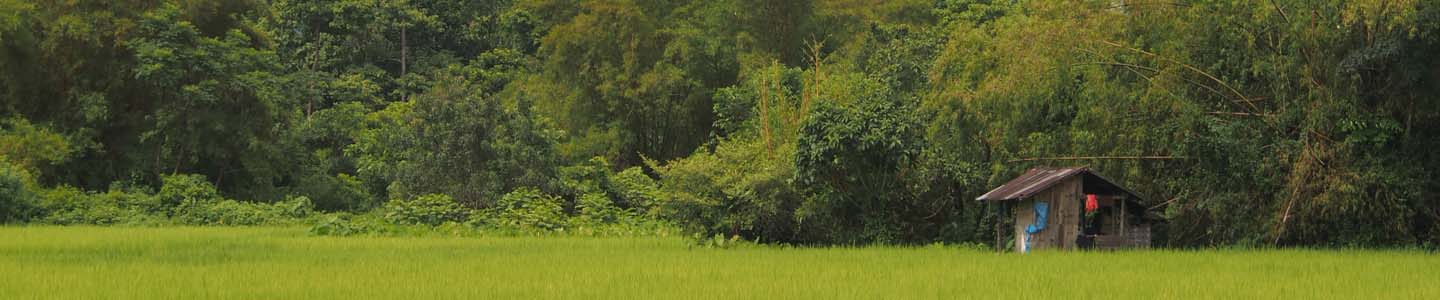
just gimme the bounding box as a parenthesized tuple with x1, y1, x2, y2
(975, 167, 1142, 201)
(976, 167, 1087, 201)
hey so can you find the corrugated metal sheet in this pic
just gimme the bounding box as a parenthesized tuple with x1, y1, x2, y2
(976, 167, 1144, 202)
(976, 167, 1087, 201)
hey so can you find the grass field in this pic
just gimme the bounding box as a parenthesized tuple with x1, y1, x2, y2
(1, 227, 1436, 299)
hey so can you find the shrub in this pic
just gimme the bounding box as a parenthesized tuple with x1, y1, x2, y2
(491, 188, 566, 230)
(0, 162, 38, 223)
(609, 167, 662, 213)
(175, 199, 273, 225)
(36, 186, 159, 225)
(293, 172, 375, 211)
(383, 194, 471, 226)
(157, 174, 223, 216)
(650, 139, 804, 244)
(310, 215, 365, 236)
(174, 196, 315, 226)
(575, 192, 622, 223)
(557, 157, 611, 195)
(555, 158, 664, 218)
(273, 196, 317, 219)
(0, 118, 72, 172)
(153, 174, 317, 226)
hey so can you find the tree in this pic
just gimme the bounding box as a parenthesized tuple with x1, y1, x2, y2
(0, 1, 292, 199)
(129, 4, 290, 199)
(537, 0, 740, 166)
(350, 56, 557, 207)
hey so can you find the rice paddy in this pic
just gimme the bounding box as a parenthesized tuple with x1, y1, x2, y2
(0, 226, 1436, 299)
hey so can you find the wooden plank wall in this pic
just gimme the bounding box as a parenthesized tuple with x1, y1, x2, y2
(1093, 224, 1151, 249)
(1100, 208, 1124, 233)
(1012, 177, 1081, 251)
(1056, 177, 1080, 250)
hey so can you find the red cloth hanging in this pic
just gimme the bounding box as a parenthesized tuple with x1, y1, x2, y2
(1085, 194, 1099, 213)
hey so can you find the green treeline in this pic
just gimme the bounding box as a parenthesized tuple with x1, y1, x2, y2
(2, 0, 1438, 247)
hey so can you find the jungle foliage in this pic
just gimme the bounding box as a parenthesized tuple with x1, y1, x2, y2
(2, 0, 1438, 248)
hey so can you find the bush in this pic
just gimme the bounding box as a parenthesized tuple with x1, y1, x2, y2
(310, 214, 366, 236)
(0, 162, 38, 223)
(383, 194, 471, 226)
(175, 199, 272, 225)
(273, 196, 317, 219)
(36, 186, 160, 225)
(609, 167, 662, 213)
(292, 172, 375, 211)
(31, 173, 318, 226)
(575, 192, 622, 223)
(650, 139, 805, 244)
(490, 188, 566, 230)
(157, 174, 223, 216)
(174, 196, 315, 226)
(554, 156, 611, 198)
(0, 118, 72, 172)
(554, 158, 664, 219)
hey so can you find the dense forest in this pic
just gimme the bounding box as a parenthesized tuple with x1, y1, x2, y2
(2, 0, 1438, 248)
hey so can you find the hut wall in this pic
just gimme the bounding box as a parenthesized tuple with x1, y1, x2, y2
(1013, 198, 1059, 251)
(1012, 177, 1082, 251)
(1100, 208, 1124, 234)
(1093, 223, 1151, 249)
(1054, 177, 1081, 250)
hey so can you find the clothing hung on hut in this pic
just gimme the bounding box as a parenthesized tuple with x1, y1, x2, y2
(1085, 194, 1099, 213)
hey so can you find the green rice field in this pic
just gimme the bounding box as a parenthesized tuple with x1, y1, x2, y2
(1, 227, 1436, 299)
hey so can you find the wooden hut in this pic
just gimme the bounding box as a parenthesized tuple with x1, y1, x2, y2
(977, 167, 1157, 252)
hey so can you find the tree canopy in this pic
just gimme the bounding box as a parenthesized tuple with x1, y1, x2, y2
(2, 0, 1438, 248)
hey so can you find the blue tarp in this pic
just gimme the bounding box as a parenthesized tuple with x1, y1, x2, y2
(1022, 201, 1048, 253)
(1026, 201, 1048, 234)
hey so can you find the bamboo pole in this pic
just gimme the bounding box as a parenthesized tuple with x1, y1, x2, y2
(1206, 111, 1274, 117)
(1007, 156, 1186, 163)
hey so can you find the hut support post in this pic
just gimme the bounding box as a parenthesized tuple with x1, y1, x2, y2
(993, 203, 1003, 250)
(1120, 198, 1127, 237)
